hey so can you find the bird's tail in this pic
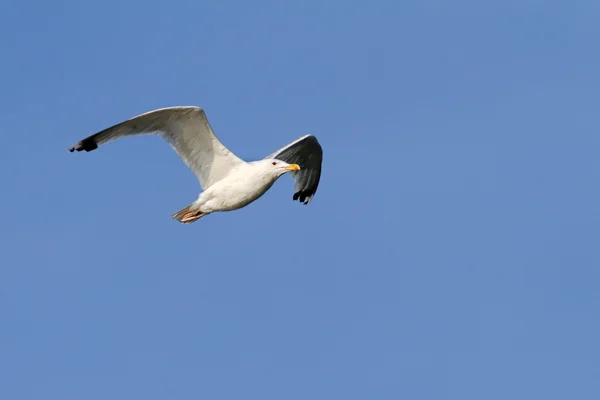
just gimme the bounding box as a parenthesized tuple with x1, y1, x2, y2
(171, 203, 207, 224)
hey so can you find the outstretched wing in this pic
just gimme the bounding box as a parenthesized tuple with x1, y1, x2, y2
(265, 135, 323, 204)
(68, 106, 244, 190)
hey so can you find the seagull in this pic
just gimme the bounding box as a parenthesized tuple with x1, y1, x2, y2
(68, 106, 323, 224)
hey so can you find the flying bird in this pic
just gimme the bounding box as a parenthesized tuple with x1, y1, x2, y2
(68, 106, 323, 223)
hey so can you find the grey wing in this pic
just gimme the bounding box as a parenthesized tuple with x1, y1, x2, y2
(68, 106, 244, 190)
(265, 134, 323, 205)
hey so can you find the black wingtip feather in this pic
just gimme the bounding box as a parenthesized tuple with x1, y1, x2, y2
(293, 190, 313, 205)
(69, 138, 98, 153)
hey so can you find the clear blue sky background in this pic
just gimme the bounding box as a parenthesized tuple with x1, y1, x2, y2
(1, 1, 599, 399)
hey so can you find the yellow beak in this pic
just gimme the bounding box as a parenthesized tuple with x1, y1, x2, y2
(285, 164, 301, 171)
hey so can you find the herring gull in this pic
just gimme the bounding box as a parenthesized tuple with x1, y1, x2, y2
(68, 106, 323, 223)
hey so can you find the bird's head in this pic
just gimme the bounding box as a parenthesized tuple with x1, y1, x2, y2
(260, 159, 301, 177)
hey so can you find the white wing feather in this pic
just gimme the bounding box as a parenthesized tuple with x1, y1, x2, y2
(68, 106, 244, 190)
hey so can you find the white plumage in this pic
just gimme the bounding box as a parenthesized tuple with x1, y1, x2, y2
(68, 106, 323, 223)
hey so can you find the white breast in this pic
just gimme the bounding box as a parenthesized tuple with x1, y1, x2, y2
(198, 163, 279, 212)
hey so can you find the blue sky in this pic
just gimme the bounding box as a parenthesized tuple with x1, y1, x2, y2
(1, 0, 599, 398)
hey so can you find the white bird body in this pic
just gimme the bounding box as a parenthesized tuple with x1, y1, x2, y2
(68, 106, 323, 224)
(191, 160, 290, 213)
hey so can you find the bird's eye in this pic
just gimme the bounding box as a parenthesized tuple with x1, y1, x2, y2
(272, 162, 277, 165)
